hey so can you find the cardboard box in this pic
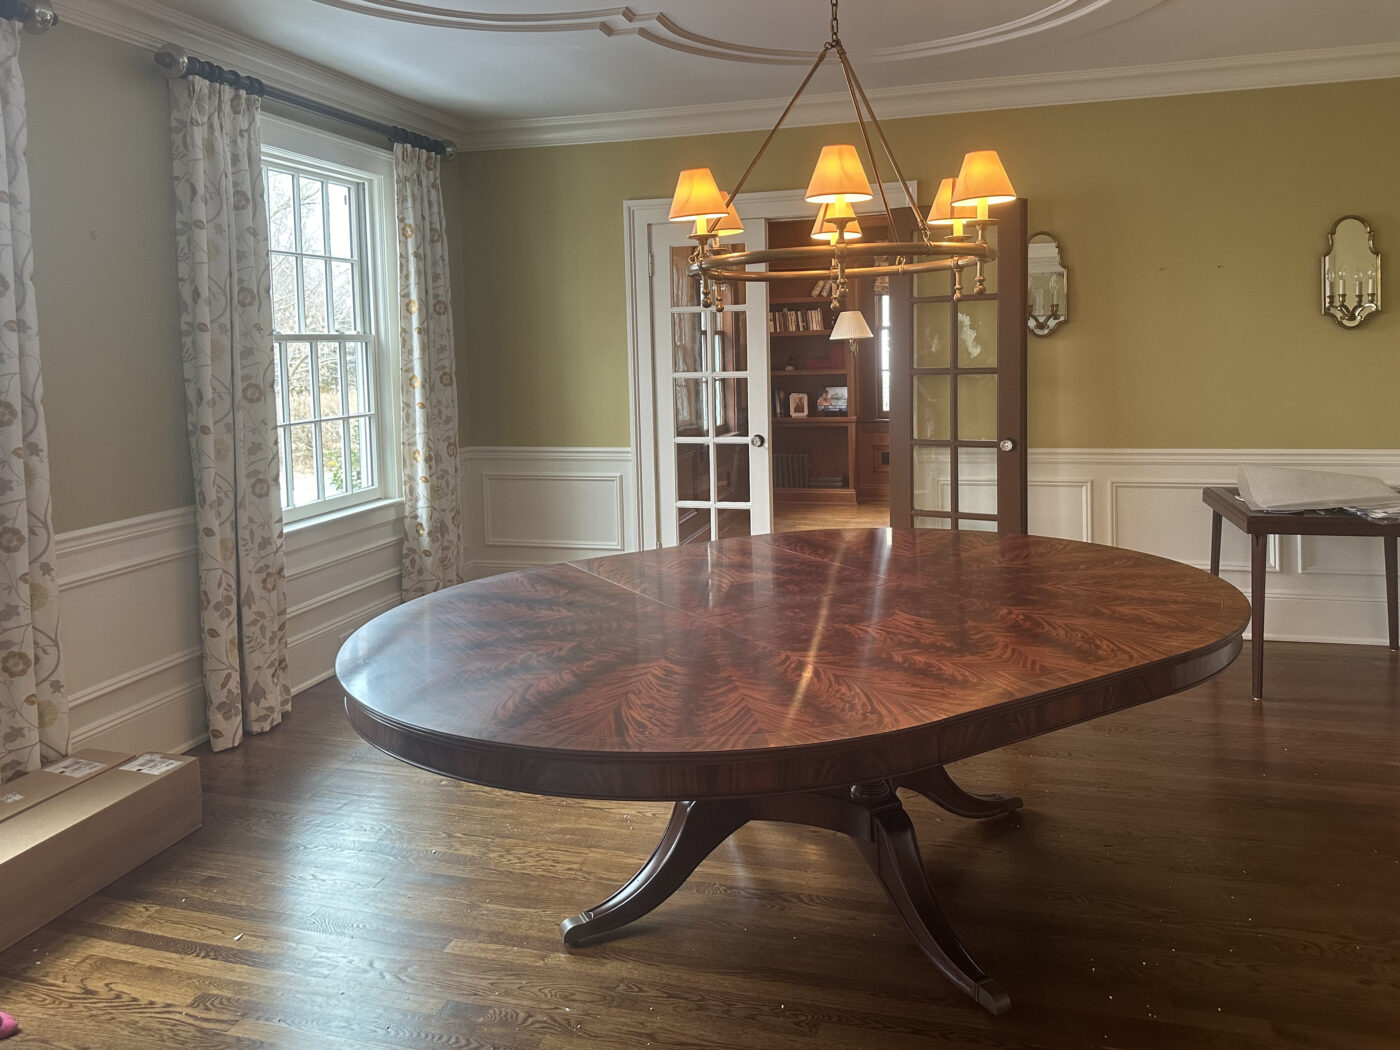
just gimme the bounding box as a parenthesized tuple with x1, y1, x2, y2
(0, 752, 202, 951)
(0, 749, 131, 823)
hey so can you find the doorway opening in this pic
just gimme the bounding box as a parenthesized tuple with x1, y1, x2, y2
(766, 214, 889, 534)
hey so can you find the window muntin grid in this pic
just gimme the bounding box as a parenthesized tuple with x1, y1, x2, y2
(265, 159, 380, 516)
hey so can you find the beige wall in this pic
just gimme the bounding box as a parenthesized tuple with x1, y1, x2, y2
(23, 26, 190, 531)
(459, 78, 1400, 450)
(20, 26, 465, 533)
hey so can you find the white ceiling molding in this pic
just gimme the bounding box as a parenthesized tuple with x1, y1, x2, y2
(52, 0, 1400, 154)
(459, 40, 1400, 151)
(304, 0, 1150, 67)
(58, 0, 462, 141)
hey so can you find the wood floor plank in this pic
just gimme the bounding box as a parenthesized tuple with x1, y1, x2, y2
(0, 639, 1396, 1048)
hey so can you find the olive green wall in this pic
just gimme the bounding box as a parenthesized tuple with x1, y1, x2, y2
(19, 25, 464, 533)
(16, 24, 1400, 531)
(458, 78, 1400, 450)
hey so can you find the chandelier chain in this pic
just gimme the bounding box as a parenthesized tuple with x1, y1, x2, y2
(830, 0, 839, 42)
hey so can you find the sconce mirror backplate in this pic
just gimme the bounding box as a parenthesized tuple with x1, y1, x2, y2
(1322, 216, 1381, 329)
(1027, 232, 1067, 336)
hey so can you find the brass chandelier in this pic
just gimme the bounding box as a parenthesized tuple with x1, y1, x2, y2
(669, 0, 1016, 324)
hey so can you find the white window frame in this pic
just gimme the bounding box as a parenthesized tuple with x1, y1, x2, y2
(261, 115, 401, 526)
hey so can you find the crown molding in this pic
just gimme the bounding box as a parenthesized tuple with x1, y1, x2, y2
(461, 40, 1400, 151)
(57, 0, 462, 140)
(49, 0, 1400, 154)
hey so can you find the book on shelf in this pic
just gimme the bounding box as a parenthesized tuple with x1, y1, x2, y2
(767, 307, 826, 332)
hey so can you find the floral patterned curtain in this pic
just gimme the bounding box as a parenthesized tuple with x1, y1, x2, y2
(169, 76, 289, 750)
(395, 144, 461, 600)
(0, 21, 67, 783)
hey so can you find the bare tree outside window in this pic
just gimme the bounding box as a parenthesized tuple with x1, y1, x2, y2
(265, 158, 380, 516)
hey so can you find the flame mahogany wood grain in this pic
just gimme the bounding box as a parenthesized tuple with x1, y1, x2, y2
(340, 530, 1249, 802)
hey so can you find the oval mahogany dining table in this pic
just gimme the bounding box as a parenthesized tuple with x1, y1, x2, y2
(338, 528, 1250, 1014)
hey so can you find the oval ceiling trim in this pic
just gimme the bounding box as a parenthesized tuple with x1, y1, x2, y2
(304, 0, 1168, 65)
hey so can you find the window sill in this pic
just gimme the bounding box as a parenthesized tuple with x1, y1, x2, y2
(285, 497, 404, 549)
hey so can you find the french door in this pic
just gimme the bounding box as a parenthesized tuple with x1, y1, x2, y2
(889, 199, 1028, 533)
(650, 219, 772, 546)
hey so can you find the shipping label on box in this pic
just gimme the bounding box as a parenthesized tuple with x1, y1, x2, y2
(0, 749, 132, 825)
(0, 753, 201, 952)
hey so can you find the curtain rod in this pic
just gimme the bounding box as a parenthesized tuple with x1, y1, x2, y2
(0, 0, 57, 33)
(153, 44, 456, 159)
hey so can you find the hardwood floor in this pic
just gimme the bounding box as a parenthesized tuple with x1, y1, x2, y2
(773, 499, 889, 532)
(2, 641, 1398, 1049)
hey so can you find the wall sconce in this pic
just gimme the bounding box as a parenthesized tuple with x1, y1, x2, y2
(1322, 216, 1381, 329)
(1027, 232, 1067, 336)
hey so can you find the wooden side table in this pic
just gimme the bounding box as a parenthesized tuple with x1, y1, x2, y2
(1202, 485, 1400, 699)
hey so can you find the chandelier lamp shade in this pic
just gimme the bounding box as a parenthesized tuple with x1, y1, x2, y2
(951, 150, 1018, 215)
(927, 177, 979, 237)
(805, 144, 873, 203)
(811, 199, 863, 244)
(669, 0, 1016, 314)
(691, 194, 744, 240)
(668, 167, 730, 223)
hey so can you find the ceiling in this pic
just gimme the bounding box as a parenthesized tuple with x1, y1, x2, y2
(64, 0, 1400, 148)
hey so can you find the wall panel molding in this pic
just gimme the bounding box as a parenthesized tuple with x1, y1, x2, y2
(463, 448, 638, 578)
(463, 446, 1399, 645)
(1029, 448, 1400, 645)
(54, 501, 405, 755)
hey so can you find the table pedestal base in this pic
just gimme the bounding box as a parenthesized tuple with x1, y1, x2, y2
(560, 767, 1020, 1015)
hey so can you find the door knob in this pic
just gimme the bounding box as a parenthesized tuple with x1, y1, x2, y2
(751, 434, 766, 448)
(998, 438, 1016, 452)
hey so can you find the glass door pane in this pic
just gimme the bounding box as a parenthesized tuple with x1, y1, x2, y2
(894, 200, 1027, 533)
(653, 221, 770, 546)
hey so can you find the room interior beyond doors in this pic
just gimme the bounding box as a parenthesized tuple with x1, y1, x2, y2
(767, 215, 891, 533)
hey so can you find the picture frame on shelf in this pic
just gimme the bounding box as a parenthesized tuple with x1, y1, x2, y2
(816, 386, 848, 415)
(789, 392, 809, 418)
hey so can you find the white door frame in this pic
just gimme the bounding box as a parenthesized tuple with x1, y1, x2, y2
(624, 181, 915, 550)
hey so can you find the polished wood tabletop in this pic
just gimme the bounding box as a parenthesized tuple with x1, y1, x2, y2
(340, 529, 1249, 802)
(339, 529, 1249, 1015)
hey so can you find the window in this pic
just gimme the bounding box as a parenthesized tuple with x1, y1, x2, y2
(261, 119, 398, 523)
(878, 292, 891, 416)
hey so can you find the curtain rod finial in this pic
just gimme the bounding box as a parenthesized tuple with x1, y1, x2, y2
(441, 140, 457, 161)
(154, 43, 189, 78)
(25, 0, 56, 33)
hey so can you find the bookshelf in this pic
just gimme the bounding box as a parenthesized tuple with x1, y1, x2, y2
(766, 217, 868, 506)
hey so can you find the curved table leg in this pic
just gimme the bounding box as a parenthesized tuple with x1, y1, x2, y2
(560, 799, 748, 946)
(897, 764, 1023, 820)
(562, 784, 1010, 1014)
(856, 786, 1011, 1015)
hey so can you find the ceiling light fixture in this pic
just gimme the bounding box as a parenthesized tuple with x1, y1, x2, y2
(670, 0, 1015, 319)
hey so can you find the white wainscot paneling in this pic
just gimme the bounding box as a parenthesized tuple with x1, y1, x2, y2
(462, 446, 1398, 645)
(56, 499, 406, 755)
(56, 507, 203, 754)
(1028, 449, 1400, 645)
(286, 499, 405, 693)
(464, 448, 638, 578)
